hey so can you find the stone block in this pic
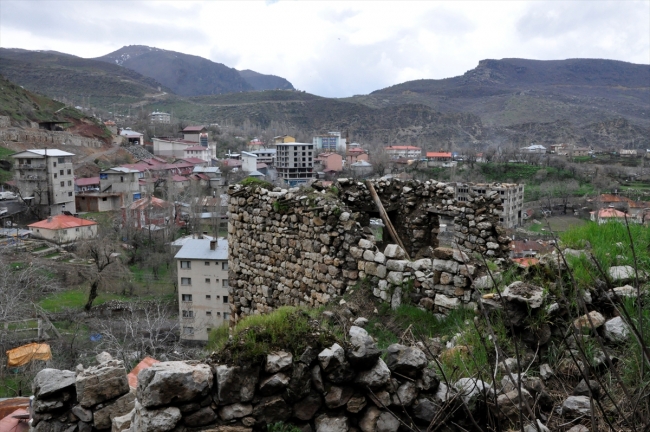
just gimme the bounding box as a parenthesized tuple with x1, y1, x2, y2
(77, 360, 129, 408)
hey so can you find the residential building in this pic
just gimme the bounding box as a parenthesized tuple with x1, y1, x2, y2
(99, 167, 142, 203)
(175, 238, 230, 341)
(350, 160, 373, 177)
(620, 149, 638, 158)
(28, 215, 97, 244)
(182, 126, 209, 146)
(346, 148, 369, 165)
(315, 152, 343, 172)
(454, 183, 525, 229)
(251, 149, 276, 165)
(75, 177, 100, 193)
(276, 142, 314, 186)
(521, 144, 547, 154)
(313, 132, 346, 152)
(385, 146, 422, 160)
(273, 135, 296, 144)
(123, 196, 176, 230)
(549, 144, 567, 154)
(11, 149, 76, 216)
(426, 152, 453, 165)
(184, 145, 211, 163)
(248, 138, 265, 149)
(569, 147, 590, 157)
(152, 137, 196, 158)
(150, 111, 171, 124)
(191, 166, 223, 188)
(590, 208, 628, 224)
(119, 129, 144, 146)
(241, 152, 259, 173)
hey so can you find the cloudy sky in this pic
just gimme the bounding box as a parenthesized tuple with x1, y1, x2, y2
(1, 1, 648, 97)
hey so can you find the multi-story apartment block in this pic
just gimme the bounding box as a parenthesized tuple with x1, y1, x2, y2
(150, 111, 171, 124)
(251, 149, 276, 165)
(313, 132, 346, 152)
(385, 146, 422, 160)
(454, 183, 525, 229)
(276, 143, 314, 186)
(175, 238, 230, 342)
(12, 149, 76, 216)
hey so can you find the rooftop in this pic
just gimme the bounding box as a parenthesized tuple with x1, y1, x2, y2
(28, 215, 97, 230)
(119, 130, 144, 137)
(185, 145, 207, 152)
(426, 152, 452, 158)
(75, 177, 100, 186)
(182, 126, 207, 132)
(174, 238, 228, 260)
(385, 146, 421, 151)
(12, 149, 75, 157)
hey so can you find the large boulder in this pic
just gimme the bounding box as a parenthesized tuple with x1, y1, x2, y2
(502, 281, 545, 309)
(355, 358, 391, 387)
(93, 392, 135, 429)
(252, 395, 291, 425)
(495, 389, 533, 419)
(454, 378, 491, 407)
(324, 386, 353, 409)
(318, 343, 354, 383)
(411, 397, 437, 423)
(258, 373, 290, 395)
(137, 361, 212, 408)
(77, 360, 129, 408)
(347, 326, 381, 368)
(214, 365, 259, 405)
(131, 401, 181, 432)
(33, 368, 76, 399)
(392, 381, 418, 406)
(184, 407, 218, 427)
(385, 344, 427, 377)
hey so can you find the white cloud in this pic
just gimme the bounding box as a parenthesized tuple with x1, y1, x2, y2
(0, 0, 648, 97)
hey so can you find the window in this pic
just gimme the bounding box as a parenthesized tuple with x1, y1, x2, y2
(206, 295, 211, 300)
(206, 327, 212, 333)
(75, 228, 79, 232)
(206, 311, 212, 316)
(54, 173, 57, 178)
(182, 310, 194, 318)
(205, 262, 210, 266)
(102, 197, 107, 201)
(68, 181, 72, 186)
(181, 277, 191, 286)
(120, 176, 124, 182)
(183, 327, 194, 334)
(222, 262, 228, 270)
(68, 192, 73, 197)
(217, 312, 221, 316)
(53, 162, 57, 167)
(180, 261, 191, 269)
(223, 295, 229, 304)
(67, 169, 71, 175)
(224, 313, 230, 321)
(60, 181, 65, 187)
(222, 280, 229, 288)
(205, 278, 210, 283)
(60, 170, 64, 175)
(58, 157, 65, 164)
(181, 294, 192, 301)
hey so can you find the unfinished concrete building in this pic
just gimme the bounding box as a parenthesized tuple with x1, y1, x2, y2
(454, 183, 525, 229)
(275, 142, 314, 186)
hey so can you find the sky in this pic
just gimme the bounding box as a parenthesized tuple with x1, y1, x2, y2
(1, 1, 649, 98)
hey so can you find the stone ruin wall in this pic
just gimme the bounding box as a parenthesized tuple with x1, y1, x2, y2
(228, 178, 511, 322)
(0, 120, 104, 148)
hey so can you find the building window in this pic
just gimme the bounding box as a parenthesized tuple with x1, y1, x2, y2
(67, 169, 71, 175)
(183, 327, 194, 334)
(206, 327, 211, 333)
(224, 313, 230, 321)
(54, 173, 57, 178)
(68, 181, 72, 186)
(181, 294, 192, 301)
(180, 261, 191, 269)
(222, 280, 229, 288)
(53, 162, 57, 167)
(102, 197, 107, 201)
(58, 157, 64, 164)
(75, 228, 79, 232)
(60, 181, 64, 187)
(181, 277, 191, 286)
(205, 261, 210, 266)
(182, 310, 194, 318)
(68, 192, 73, 197)
(205, 278, 210, 283)
(206, 311, 212, 316)
(59, 170, 64, 175)
(223, 295, 229, 304)
(222, 262, 228, 270)
(120, 176, 124, 182)
(206, 295, 211, 300)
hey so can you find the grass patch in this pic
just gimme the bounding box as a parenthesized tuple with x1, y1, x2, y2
(39, 289, 127, 312)
(209, 307, 336, 363)
(239, 177, 274, 190)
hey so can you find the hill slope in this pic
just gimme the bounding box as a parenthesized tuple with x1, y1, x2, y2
(349, 58, 650, 127)
(94, 45, 254, 97)
(238, 69, 294, 91)
(0, 48, 169, 108)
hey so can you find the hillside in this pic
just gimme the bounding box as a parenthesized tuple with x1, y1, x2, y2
(348, 58, 650, 128)
(238, 69, 295, 91)
(0, 48, 170, 108)
(94, 45, 255, 97)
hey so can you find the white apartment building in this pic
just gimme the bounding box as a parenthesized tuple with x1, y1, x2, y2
(384, 146, 422, 160)
(313, 132, 347, 152)
(241, 151, 258, 173)
(12, 149, 76, 216)
(454, 183, 525, 229)
(150, 111, 171, 124)
(175, 238, 230, 342)
(276, 143, 314, 186)
(251, 149, 276, 165)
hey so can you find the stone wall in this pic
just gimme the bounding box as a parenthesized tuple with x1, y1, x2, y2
(228, 178, 511, 321)
(0, 127, 103, 148)
(29, 329, 462, 432)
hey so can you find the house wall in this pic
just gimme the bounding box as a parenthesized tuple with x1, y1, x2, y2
(177, 257, 230, 341)
(153, 138, 189, 158)
(30, 225, 97, 244)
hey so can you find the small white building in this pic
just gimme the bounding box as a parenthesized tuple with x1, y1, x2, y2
(175, 238, 230, 341)
(384, 146, 422, 160)
(241, 151, 258, 173)
(150, 111, 171, 124)
(521, 144, 547, 154)
(184, 145, 211, 163)
(28, 215, 98, 244)
(119, 129, 144, 146)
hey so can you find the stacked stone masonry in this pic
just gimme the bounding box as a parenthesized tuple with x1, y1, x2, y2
(228, 178, 511, 321)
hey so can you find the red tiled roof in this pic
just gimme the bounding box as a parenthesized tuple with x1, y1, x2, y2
(183, 126, 206, 132)
(347, 148, 366, 153)
(129, 196, 173, 210)
(179, 158, 206, 164)
(385, 146, 421, 150)
(257, 163, 268, 169)
(222, 159, 242, 167)
(75, 177, 100, 186)
(512, 258, 539, 268)
(172, 175, 188, 182)
(426, 152, 452, 158)
(599, 194, 634, 204)
(28, 215, 97, 230)
(591, 208, 627, 218)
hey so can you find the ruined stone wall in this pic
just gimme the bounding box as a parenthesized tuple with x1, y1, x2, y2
(228, 178, 510, 321)
(0, 127, 103, 148)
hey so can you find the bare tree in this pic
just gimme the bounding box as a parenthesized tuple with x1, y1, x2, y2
(0, 258, 60, 322)
(77, 235, 127, 310)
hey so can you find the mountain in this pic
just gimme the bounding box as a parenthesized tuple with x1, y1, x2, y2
(0, 48, 169, 108)
(238, 69, 294, 91)
(94, 45, 255, 97)
(348, 58, 650, 128)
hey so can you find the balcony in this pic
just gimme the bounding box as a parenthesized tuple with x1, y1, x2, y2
(181, 316, 195, 322)
(18, 176, 47, 182)
(17, 164, 46, 170)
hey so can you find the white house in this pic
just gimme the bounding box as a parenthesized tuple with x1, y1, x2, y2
(521, 144, 547, 154)
(241, 151, 258, 173)
(28, 215, 98, 244)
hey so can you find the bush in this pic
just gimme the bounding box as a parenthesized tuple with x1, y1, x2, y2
(239, 177, 274, 190)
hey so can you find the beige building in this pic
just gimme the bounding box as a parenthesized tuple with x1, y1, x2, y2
(175, 238, 230, 342)
(454, 183, 525, 229)
(28, 214, 97, 244)
(12, 149, 76, 216)
(100, 167, 142, 204)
